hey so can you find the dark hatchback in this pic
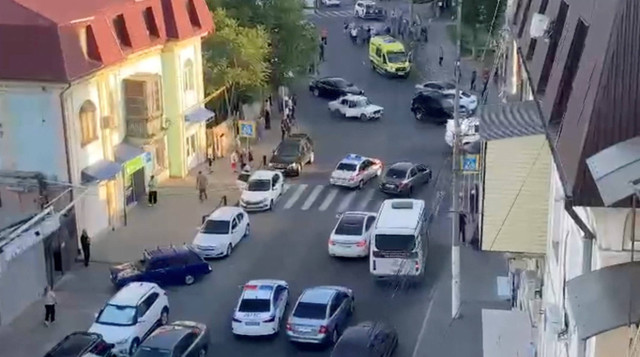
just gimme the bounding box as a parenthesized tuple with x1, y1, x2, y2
(309, 77, 364, 99)
(269, 134, 315, 176)
(410, 91, 456, 124)
(44, 332, 115, 357)
(109, 246, 211, 288)
(331, 321, 398, 357)
(133, 321, 209, 357)
(379, 162, 432, 196)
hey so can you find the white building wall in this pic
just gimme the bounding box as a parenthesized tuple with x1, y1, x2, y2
(177, 42, 206, 171)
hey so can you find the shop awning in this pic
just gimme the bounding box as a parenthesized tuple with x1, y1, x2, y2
(481, 134, 551, 254)
(566, 261, 640, 340)
(81, 159, 121, 183)
(185, 107, 215, 123)
(479, 101, 544, 140)
(114, 142, 145, 163)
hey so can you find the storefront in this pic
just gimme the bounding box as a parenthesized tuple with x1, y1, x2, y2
(115, 143, 151, 207)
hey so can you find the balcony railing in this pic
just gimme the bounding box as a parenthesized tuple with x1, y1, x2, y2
(126, 115, 163, 139)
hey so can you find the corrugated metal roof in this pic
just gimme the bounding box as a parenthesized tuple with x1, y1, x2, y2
(481, 135, 551, 254)
(479, 101, 544, 141)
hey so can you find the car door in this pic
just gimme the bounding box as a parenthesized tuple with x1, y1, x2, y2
(137, 292, 159, 337)
(230, 217, 241, 244)
(331, 292, 349, 331)
(271, 173, 282, 199)
(364, 215, 376, 243)
(406, 167, 418, 188)
(415, 164, 431, 184)
(363, 160, 376, 180)
(166, 255, 188, 284)
(273, 285, 287, 319)
(146, 258, 170, 284)
(316, 79, 329, 96)
(234, 213, 245, 244)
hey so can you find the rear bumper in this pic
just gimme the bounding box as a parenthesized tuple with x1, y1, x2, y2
(379, 184, 408, 195)
(329, 245, 368, 257)
(287, 332, 328, 344)
(232, 321, 278, 336)
(330, 178, 359, 188)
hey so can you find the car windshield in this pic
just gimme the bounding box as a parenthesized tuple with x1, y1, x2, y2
(387, 51, 407, 63)
(96, 304, 137, 326)
(374, 234, 416, 251)
(201, 220, 230, 234)
(238, 298, 271, 312)
(356, 99, 371, 106)
(336, 163, 357, 171)
(133, 347, 172, 357)
(386, 168, 407, 179)
(247, 179, 271, 192)
(293, 302, 327, 319)
(335, 217, 364, 235)
(275, 143, 299, 157)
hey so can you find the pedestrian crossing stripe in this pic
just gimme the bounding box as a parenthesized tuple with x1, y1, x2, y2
(283, 184, 307, 209)
(310, 10, 353, 18)
(274, 184, 402, 213)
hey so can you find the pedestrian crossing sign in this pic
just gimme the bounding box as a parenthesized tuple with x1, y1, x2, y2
(238, 120, 256, 138)
(461, 154, 480, 173)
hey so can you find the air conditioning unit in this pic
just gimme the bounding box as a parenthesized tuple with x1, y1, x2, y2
(530, 13, 550, 38)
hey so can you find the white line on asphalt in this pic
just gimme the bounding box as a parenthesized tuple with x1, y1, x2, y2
(284, 184, 308, 209)
(356, 188, 377, 211)
(411, 283, 441, 357)
(319, 188, 339, 211)
(336, 190, 357, 212)
(301, 185, 324, 210)
(283, 183, 292, 194)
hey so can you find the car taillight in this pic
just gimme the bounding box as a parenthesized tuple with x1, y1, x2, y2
(232, 317, 241, 323)
(356, 240, 366, 247)
(263, 316, 275, 323)
(286, 323, 292, 331)
(415, 260, 420, 272)
(318, 325, 328, 334)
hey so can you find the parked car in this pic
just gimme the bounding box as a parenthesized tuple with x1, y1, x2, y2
(331, 321, 398, 357)
(44, 332, 115, 357)
(328, 95, 384, 121)
(309, 77, 363, 99)
(410, 91, 462, 124)
(193, 206, 250, 258)
(379, 162, 432, 196)
(321, 0, 341, 6)
(240, 170, 285, 211)
(269, 134, 315, 176)
(109, 246, 211, 287)
(88, 282, 170, 356)
(286, 286, 355, 345)
(354, 0, 385, 20)
(133, 321, 209, 357)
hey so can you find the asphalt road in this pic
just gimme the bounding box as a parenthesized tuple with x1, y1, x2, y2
(165, 7, 455, 357)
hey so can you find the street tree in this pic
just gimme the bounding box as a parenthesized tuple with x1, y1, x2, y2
(461, 0, 505, 58)
(208, 0, 318, 87)
(202, 9, 270, 112)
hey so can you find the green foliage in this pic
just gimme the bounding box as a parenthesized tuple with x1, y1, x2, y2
(207, 0, 318, 87)
(202, 9, 270, 105)
(461, 0, 506, 37)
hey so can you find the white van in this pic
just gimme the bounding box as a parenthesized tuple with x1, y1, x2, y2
(369, 199, 427, 279)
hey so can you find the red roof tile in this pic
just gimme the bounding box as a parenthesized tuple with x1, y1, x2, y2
(0, 0, 214, 83)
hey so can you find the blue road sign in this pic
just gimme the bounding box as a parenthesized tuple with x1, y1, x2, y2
(461, 154, 480, 172)
(238, 120, 256, 138)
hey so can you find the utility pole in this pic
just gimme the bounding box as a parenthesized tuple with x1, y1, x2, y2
(451, 0, 463, 320)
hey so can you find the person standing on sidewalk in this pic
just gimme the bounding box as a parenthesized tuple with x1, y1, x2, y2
(196, 171, 208, 202)
(280, 118, 288, 141)
(319, 41, 325, 62)
(470, 70, 477, 91)
(438, 46, 444, 66)
(264, 108, 271, 130)
(44, 286, 56, 326)
(230, 150, 239, 173)
(321, 28, 328, 45)
(147, 175, 158, 206)
(80, 229, 91, 267)
(459, 212, 467, 245)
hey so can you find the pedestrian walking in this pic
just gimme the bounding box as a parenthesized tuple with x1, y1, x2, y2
(421, 25, 428, 42)
(291, 94, 297, 108)
(196, 171, 208, 202)
(438, 46, 444, 66)
(481, 79, 489, 101)
(230, 150, 239, 173)
(321, 28, 328, 45)
(147, 175, 158, 206)
(280, 119, 287, 140)
(264, 108, 271, 130)
(470, 70, 477, 91)
(459, 213, 467, 244)
(239, 149, 247, 169)
(248, 150, 254, 165)
(44, 286, 56, 326)
(80, 229, 91, 267)
(319, 42, 325, 62)
(285, 118, 292, 136)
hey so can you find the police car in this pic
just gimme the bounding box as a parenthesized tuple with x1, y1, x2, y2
(231, 280, 289, 337)
(330, 154, 383, 189)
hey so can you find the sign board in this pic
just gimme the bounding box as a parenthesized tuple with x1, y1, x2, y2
(238, 120, 256, 138)
(124, 155, 145, 176)
(461, 154, 480, 173)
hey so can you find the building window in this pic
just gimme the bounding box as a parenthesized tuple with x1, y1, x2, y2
(78, 25, 101, 61)
(79, 100, 98, 146)
(512, 0, 523, 25)
(186, 0, 202, 28)
(525, 39, 537, 61)
(537, 1, 569, 96)
(549, 19, 589, 128)
(143, 7, 160, 39)
(186, 134, 197, 158)
(150, 79, 162, 113)
(517, 0, 534, 38)
(112, 14, 132, 48)
(183, 59, 195, 92)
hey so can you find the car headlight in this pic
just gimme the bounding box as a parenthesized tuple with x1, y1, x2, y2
(287, 163, 297, 169)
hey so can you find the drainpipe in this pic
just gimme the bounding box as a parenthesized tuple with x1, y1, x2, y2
(58, 83, 74, 201)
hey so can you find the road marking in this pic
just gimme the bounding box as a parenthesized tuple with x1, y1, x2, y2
(411, 284, 440, 357)
(336, 190, 357, 212)
(284, 184, 308, 209)
(283, 183, 292, 194)
(301, 185, 325, 210)
(356, 188, 377, 211)
(319, 188, 339, 211)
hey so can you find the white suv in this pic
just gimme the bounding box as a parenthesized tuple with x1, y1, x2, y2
(89, 282, 169, 356)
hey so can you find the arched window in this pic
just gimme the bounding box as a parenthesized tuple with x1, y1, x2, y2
(79, 100, 98, 146)
(183, 59, 194, 92)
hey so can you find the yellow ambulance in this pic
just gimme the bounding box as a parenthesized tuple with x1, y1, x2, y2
(369, 36, 411, 78)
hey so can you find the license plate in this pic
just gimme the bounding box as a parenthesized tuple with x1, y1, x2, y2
(245, 322, 260, 326)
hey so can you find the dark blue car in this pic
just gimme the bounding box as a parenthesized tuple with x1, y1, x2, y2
(109, 246, 211, 288)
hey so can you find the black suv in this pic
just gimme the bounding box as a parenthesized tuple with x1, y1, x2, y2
(410, 91, 455, 124)
(44, 332, 115, 357)
(309, 77, 363, 99)
(269, 134, 315, 176)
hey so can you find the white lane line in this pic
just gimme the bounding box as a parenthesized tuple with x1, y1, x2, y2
(319, 188, 339, 211)
(284, 184, 308, 209)
(283, 183, 292, 194)
(336, 190, 357, 212)
(356, 188, 377, 211)
(301, 185, 325, 210)
(411, 283, 441, 357)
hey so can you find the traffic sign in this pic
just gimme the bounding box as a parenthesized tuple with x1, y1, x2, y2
(461, 154, 480, 173)
(238, 120, 256, 138)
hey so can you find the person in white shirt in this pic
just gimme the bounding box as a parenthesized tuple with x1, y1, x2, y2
(44, 286, 56, 326)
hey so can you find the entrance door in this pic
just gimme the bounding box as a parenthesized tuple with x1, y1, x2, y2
(132, 168, 146, 203)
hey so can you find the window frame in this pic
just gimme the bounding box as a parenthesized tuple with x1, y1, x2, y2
(183, 59, 195, 92)
(79, 101, 99, 146)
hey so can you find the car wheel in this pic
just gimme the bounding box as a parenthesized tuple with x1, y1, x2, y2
(358, 180, 364, 190)
(313, 88, 320, 97)
(198, 348, 207, 357)
(160, 307, 169, 324)
(129, 339, 140, 355)
(226, 244, 233, 257)
(244, 223, 250, 237)
(359, 114, 368, 121)
(184, 274, 195, 285)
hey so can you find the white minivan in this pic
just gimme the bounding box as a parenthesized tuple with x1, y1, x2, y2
(369, 199, 427, 280)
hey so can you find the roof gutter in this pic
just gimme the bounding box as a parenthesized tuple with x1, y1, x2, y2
(59, 83, 74, 201)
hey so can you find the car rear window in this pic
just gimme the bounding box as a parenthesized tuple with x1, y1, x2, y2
(293, 302, 327, 319)
(385, 168, 407, 179)
(336, 163, 357, 171)
(201, 220, 229, 234)
(238, 298, 271, 313)
(335, 217, 364, 235)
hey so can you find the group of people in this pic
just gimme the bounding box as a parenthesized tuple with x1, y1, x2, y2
(230, 148, 254, 174)
(280, 95, 297, 141)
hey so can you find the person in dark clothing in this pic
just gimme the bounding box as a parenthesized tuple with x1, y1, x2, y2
(281, 120, 288, 140)
(264, 109, 271, 130)
(321, 28, 328, 45)
(470, 70, 477, 91)
(147, 175, 158, 206)
(438, 46, 444, 66)
(319, 42, 325, 62)
(421, 25, 428, 42)
(80, 229, 91, 267)
(459, 213, 467, 244)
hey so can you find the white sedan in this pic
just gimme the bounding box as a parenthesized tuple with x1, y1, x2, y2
(328, 94, 384, 121)
(330, 154, 383, 189)
(240, 170, 285, 211)
(328, 212, 377, 258)
(322, 0, 341, 6)
(193, 206, 250, 258)
(232, 280, 289, 336)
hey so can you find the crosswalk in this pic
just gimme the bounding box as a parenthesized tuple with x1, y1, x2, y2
(308, 10, 353, 18)
(272, 183, 412, 213)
